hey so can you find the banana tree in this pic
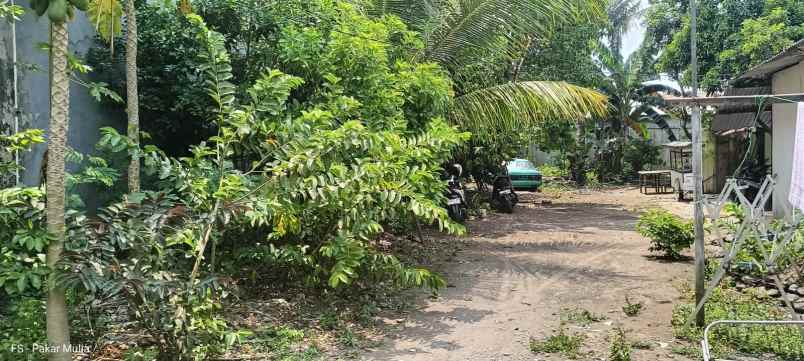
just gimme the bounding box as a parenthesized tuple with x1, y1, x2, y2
(595, 41, 681, 142)
(367, 0, 610, 137)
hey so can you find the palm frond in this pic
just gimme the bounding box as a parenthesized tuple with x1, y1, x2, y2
(394, 0, 606, 67)
(363, 0, 439, 31)
(450, 81, 608, 136)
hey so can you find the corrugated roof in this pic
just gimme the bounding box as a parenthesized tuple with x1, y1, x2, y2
(712, 86, 773, 133)
(712, 111, 772, 133)
(717, 86, 772, 114)
(739, 39, 804, 80)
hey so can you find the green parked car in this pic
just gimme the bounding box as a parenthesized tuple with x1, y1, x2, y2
(506, 158, 543, 191)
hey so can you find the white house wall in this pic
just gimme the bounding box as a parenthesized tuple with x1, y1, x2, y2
(771, 61, 804, 215)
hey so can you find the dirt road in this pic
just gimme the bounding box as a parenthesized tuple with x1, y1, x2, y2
(363, 187, 696, 361)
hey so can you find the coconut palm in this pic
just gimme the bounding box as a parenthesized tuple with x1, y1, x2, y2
(367, 0, 610, 135)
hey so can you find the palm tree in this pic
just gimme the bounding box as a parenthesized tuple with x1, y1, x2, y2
(46, 14, 73, 361)
(368, 0, 610, 136)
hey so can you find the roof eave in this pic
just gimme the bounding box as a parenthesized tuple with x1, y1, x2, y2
(737, 39, 804, 80)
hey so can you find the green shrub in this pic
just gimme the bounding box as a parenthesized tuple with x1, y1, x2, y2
(636, 209, 694, 259)
(0, 298, 47, 361)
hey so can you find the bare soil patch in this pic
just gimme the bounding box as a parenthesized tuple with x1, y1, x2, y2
(361, 186, 696, 361)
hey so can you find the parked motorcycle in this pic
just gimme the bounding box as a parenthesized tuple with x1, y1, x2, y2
(444, 164, 467, 223)
(732, 159, 770, 204)
(488, 167, 518, 213)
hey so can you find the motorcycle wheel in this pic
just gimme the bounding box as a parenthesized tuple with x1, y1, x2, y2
(448, 204, 466, 223)
(498, 196, 514, 213)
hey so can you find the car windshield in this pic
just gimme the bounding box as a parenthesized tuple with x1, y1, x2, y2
(510, 160, 535, 169)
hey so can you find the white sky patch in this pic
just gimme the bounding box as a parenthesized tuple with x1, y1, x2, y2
(621, 0, 649, 60)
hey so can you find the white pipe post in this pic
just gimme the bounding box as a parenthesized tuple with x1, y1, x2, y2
(689, 0, 706, 327)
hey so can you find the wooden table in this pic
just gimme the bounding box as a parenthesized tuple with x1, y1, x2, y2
(638, 170, 672, 194)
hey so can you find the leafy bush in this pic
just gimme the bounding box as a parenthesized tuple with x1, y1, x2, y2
(180, 2, 466, 291)
(636, 209, 694, 259)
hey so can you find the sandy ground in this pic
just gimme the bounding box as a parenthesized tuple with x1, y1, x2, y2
(362, 186, 697, 361)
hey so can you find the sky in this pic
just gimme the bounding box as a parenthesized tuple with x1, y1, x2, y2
(620, 0, 649, 59)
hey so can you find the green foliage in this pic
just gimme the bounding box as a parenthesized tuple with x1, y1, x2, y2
(0, 129, 45, 178)
(561, 307, 607, 326)
(529, 326, 585, 359)
(179, 4, 467, 292)
(0, 0, 24, 20)
(636, 209, 694, 259)
(539, 164, 569, 179)
(608, 327, 631, 361)
(0, 298, 47, 361)
(87, 0, 123, 44)
(0, 130, 48, 297)
(0, 187, 49, 296)
(623, 139, 661, 175)
(672, 286, 804, 359)
(87, 3, 211, 156)
(250, 326, 321, 361)
(640, 0, 804, 93)
(622, 296, 643, 317)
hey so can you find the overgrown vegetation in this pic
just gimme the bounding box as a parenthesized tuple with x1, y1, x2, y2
(636, 209, 694, 259)
(672, 286, 804, 360)
(3, 1, 470, 359)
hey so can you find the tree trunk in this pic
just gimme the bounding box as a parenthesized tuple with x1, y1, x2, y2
(572, 120, 587, 186)
(126, 0, 140, 192)
(46, 21, 72, 361)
